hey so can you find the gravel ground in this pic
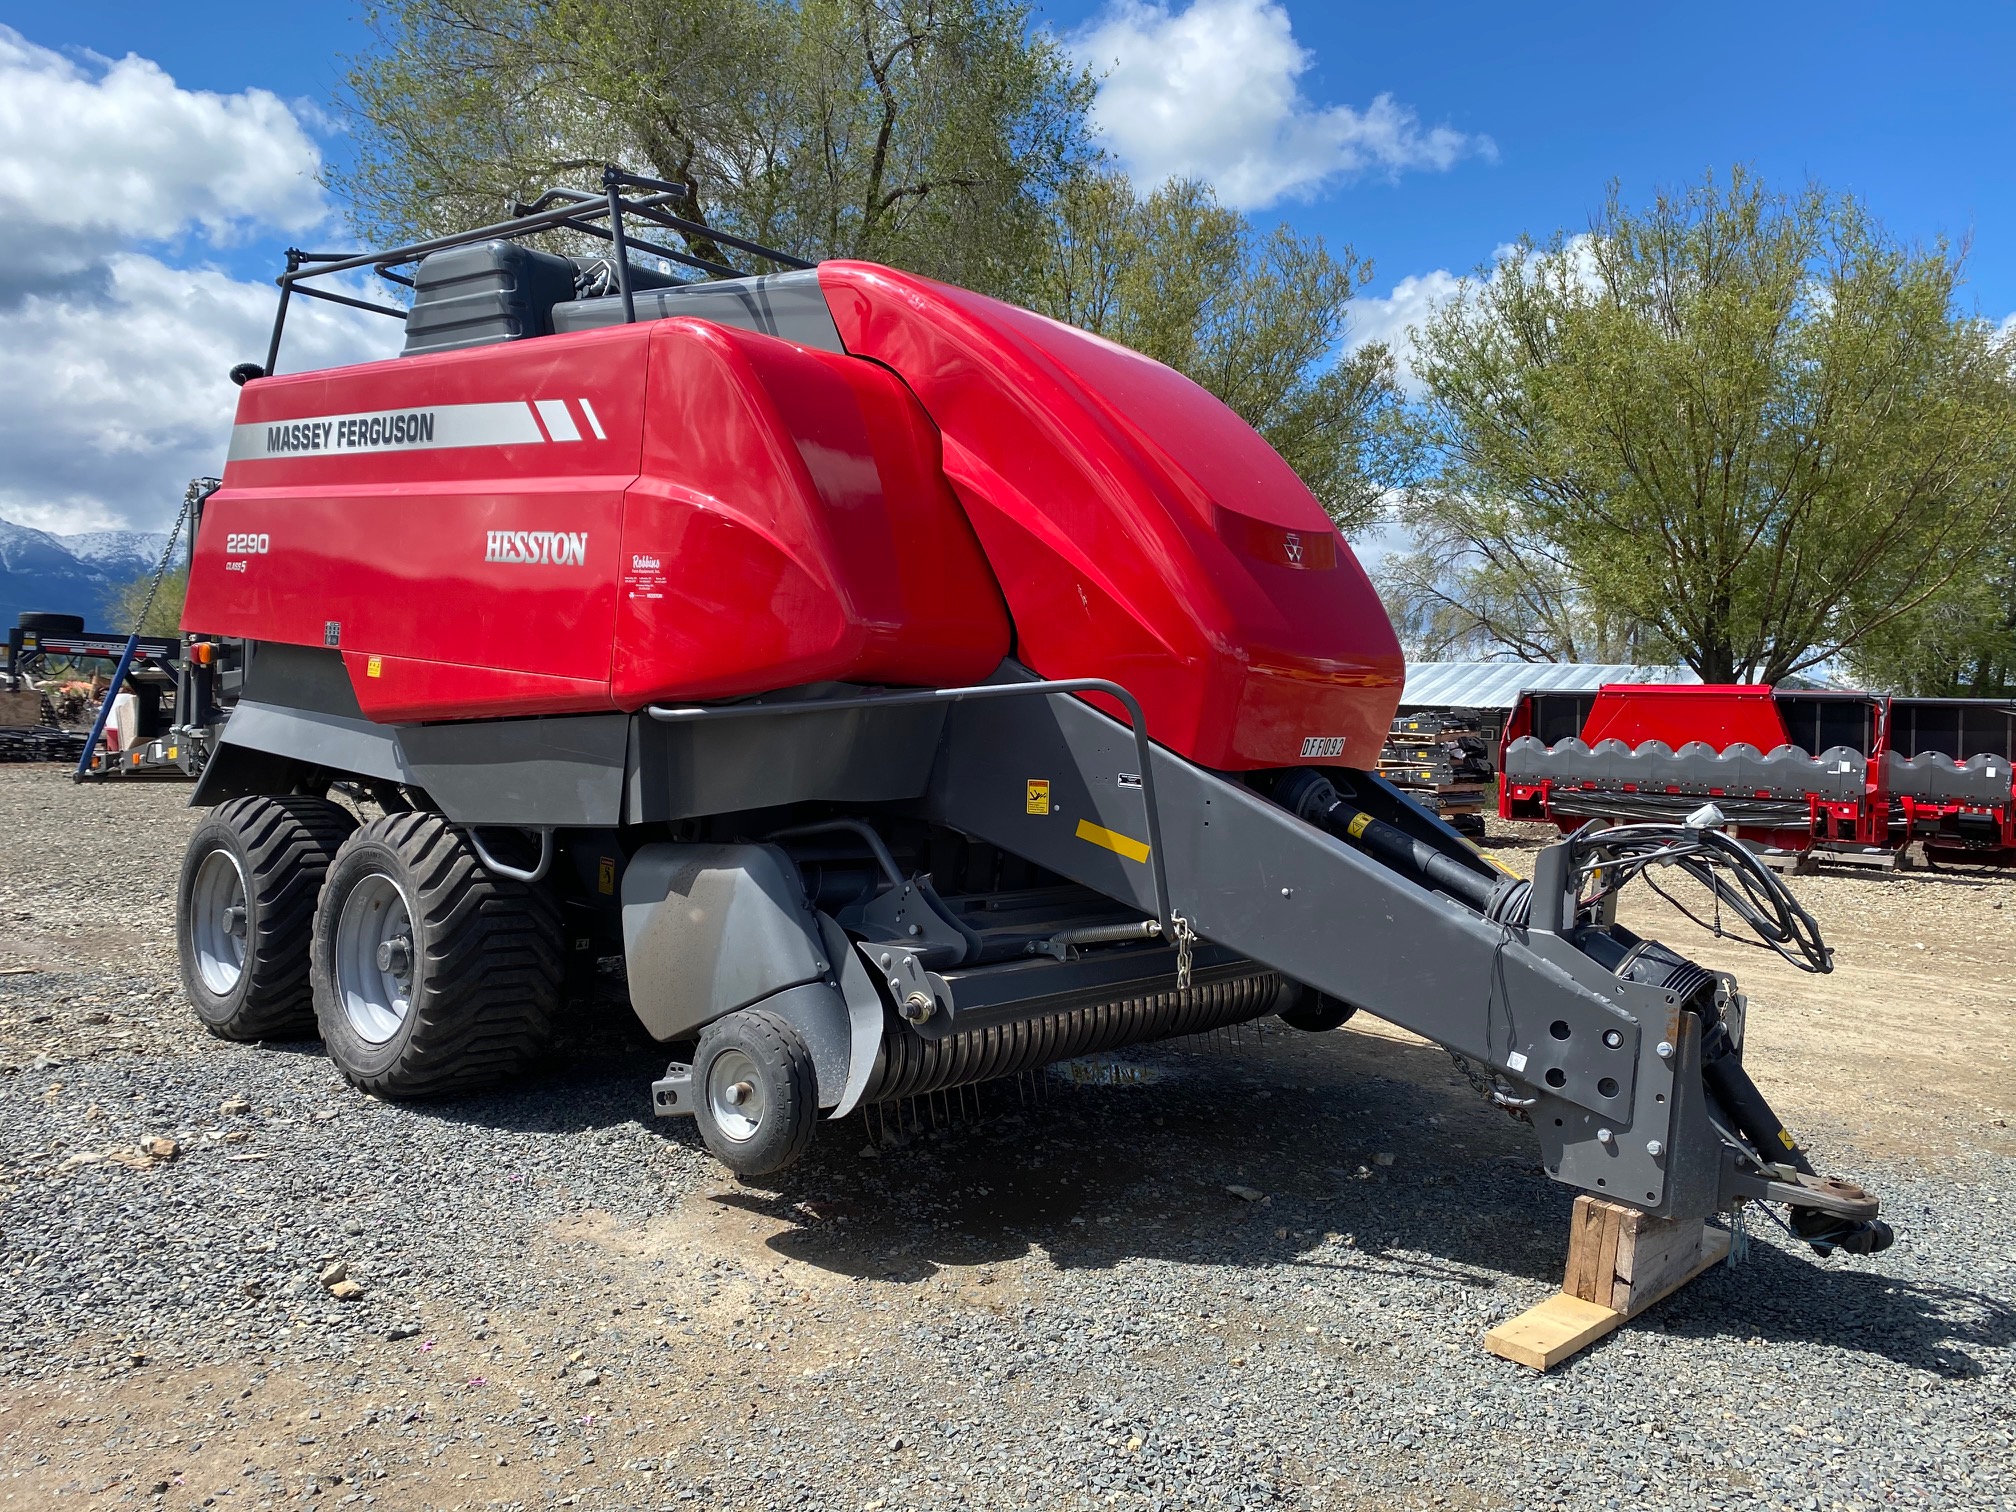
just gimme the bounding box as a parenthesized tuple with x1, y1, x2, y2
(1, 766, 2012, 1511)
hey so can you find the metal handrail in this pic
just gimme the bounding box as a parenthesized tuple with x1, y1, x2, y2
(257, 166, 813, 376)
(463, 826, 555, 884)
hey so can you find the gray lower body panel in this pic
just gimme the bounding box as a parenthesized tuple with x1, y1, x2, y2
(624, 699, 944, 822)
(202, 671, 944, 826)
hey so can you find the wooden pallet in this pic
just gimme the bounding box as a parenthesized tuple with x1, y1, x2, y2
(1484, 1196, 1730, 1371)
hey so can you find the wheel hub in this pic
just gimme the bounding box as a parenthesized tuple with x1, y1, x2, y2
(375, 935, 413, 978)
(705, 1049, 766, 1142)
(335, 872, 416, 1044)
(190, 848, 250, 996)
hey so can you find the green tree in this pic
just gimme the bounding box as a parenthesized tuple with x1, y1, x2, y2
(338, 0, 1097, 297)
(103, 565, 188, 638)
(338, 12, 1403, 526)
(1030, 172, 1402, 534)
(1845, 548, 2016, 695)
(1387, 169, 2016, 682)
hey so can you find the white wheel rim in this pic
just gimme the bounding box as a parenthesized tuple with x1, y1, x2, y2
(191, 848, 249, 996)
(706, 1048, 766, 1142)
(335, 872, 416, 1044)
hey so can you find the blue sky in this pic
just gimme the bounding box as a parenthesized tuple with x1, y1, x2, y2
(2, 1, 2013, 534)
(26, 1, 2015, 307)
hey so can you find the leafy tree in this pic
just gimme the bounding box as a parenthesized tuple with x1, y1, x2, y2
(1376, 493, 1673, 664)
(338, 9, 1402, 528)
(103, 564, 188, 638)
(1386, 169, 2016, 682)
(1845, 548, 2016, 696)
(338, 0, 1097, 297)
(1030, 172, 1403, 534)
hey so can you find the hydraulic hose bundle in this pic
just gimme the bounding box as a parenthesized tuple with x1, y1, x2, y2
(1277, 769, 1891, 1257)
(1283, 766, 1826, 973)
(1553, 818, 1831, 974)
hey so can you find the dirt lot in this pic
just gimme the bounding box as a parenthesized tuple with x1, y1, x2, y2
(0, 768, 2011, 1511)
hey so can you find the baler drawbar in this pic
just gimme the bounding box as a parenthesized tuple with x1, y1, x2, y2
(167, 171, 1888, 1273)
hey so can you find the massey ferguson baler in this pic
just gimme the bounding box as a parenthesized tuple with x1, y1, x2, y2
(171, 174, 1888, 1263)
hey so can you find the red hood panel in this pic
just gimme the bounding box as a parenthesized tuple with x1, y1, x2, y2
(818, 261, 1402, 770)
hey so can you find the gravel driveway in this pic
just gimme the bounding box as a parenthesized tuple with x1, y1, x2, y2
(1, 766, 2011, 1510)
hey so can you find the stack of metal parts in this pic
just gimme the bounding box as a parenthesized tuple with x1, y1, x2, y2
(0, 725, 88, 764)
(1380, 712, 1498, 835)
(0, 688, 86, 762)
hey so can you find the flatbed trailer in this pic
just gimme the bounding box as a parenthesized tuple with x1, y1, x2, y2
(2, 615, 225, 775)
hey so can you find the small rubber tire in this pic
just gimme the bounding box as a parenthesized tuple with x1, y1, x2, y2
(18, 612, 86, 634)
(1278, 986, 1357, 1033)
(312, 813, 562, 1099)
(691, 1009, 818, 1177)
(177, 796, 358, 1040)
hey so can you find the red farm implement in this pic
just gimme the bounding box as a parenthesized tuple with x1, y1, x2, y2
(1502, 683, 2016, 863)
(157, 169, 1890, 1282)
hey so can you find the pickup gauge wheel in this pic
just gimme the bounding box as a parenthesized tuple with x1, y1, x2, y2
(691, 1009, 818, 1176)
(177, 796, 357, 1040)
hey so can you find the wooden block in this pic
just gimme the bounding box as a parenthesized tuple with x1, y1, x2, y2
(1563, 1197, 1600, 1299)
(1489, 1198, 1732, 1372)
(1483, 1293, 1623, 1371)
(1615, 1221, 1730, 1318)
(1812, 845, 1906, 872)
(1595, 1204, 1625, 1305)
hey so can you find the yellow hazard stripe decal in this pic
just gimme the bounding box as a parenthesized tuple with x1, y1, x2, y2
(1075, 818, 1151, 864)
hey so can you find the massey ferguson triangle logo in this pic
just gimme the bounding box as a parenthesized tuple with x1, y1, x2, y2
(485, 530, 588, 566)
(1283, 532, 1304, 565)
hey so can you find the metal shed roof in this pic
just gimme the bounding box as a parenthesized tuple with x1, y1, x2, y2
(1399, 661, 1701, 712)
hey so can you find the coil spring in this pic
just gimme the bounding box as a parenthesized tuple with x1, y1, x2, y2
(861, 971, 1282, 1104)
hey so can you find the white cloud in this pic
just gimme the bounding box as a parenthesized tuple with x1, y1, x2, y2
(0, 27, 328, 286)
(1348, 269, 1462, 393)
(0, 28, 397, 534)
(1070, 0, 1493, 210)
(0, 254, 399, 534)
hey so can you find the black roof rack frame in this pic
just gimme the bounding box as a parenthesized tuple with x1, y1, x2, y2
(261, 166, 813, 377)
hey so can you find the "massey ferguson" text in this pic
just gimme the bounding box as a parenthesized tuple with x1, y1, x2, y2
(265, 411, 437, 453)
(485, 530, 589, 567)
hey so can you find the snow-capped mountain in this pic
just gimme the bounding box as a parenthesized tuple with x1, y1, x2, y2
(56, 529, 173, 572)
(0, 517, 178, 631)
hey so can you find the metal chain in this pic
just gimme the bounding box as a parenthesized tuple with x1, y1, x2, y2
(124, 477, 215, 635)
(1447, 1049, 1534, 1124)
(1171, 913, 1195, 991)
